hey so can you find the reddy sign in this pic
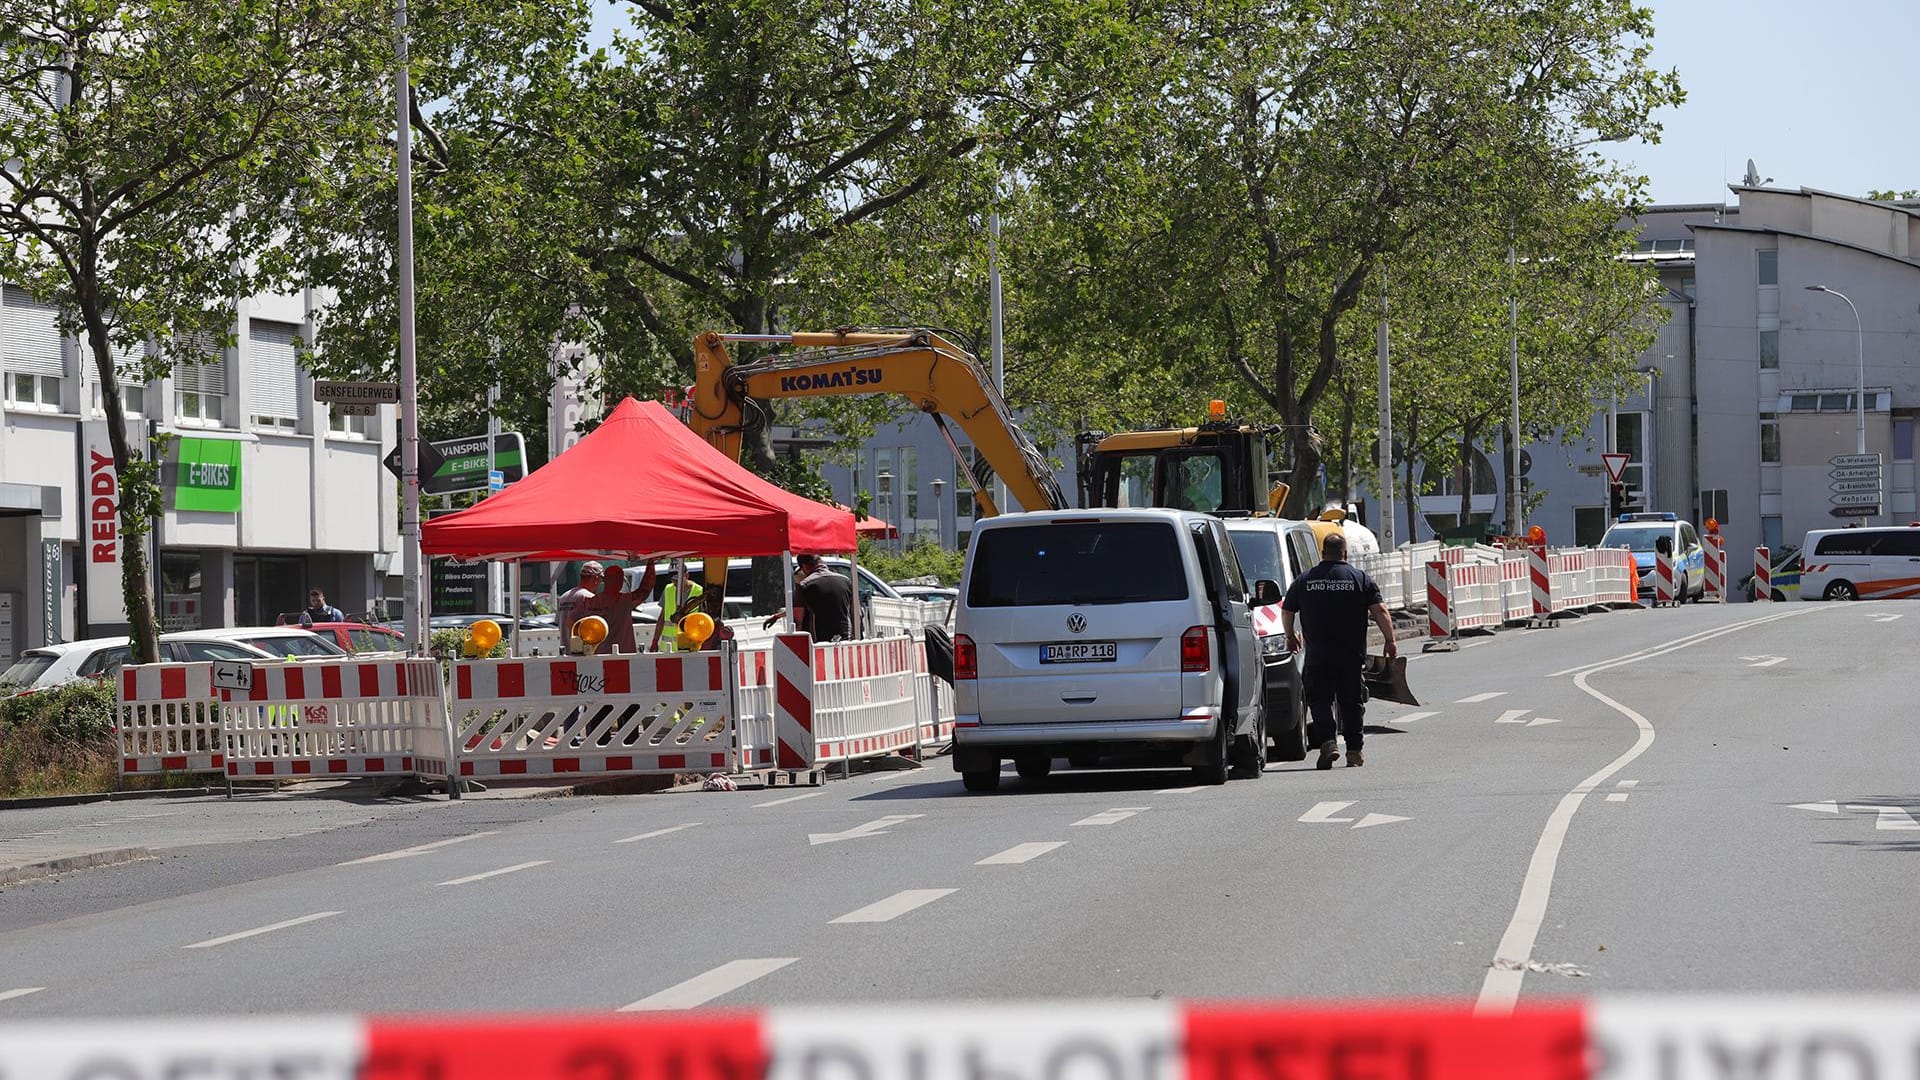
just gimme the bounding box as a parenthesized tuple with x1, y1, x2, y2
(81, 421, 128, 625)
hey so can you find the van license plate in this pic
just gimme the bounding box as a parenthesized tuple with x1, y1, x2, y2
(1041, 641, 1117, 663)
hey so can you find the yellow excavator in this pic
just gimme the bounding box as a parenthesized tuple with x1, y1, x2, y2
(687, 327, 1288, 522)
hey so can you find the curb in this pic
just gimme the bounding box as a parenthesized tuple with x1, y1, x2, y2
(0, 786, 219, 812)
(0, 847, 154, 887)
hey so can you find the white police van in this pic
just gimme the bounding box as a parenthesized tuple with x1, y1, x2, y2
(1798, 524, 1920, 601)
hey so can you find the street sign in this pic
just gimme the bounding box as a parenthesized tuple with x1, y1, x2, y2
(418, 433, 527, 495)
(1830, 492, 1880, 506)
(488, 469, 505, 493)
(1830, 505, 1877, 518)
(314, 380, 400, 406)
(1830, 453, 1882, 469)
(382, 437, 447, 484)
(1829, 466, 1883, 481)
(212, 660, 253, 691)
(334, 402, 379, 416)
(1831, 478, 1881, 494)
(1601, 453, 1630, 482)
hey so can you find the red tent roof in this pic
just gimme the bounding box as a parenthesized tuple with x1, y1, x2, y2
(420, 397, 855, 560)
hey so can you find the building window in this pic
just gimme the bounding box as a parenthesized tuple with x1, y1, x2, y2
(172, 331, 228, 426)
(955, 446, 995, 519)
(874, 447, 894, 525)
(1757, 249, 1778, 286)
(1895, 418, 1915, 462)
(1613, 411, 1650, 501)
(1759, 329, 1779, 370)
(1760, 415, 1780, 463)
(1818, 393, 1851, 412)
(3, 286, 65, 412)
(90, 336, 149, 418)
(247, 320, 301, 431)
(899, 447, 917, 532)
(1681, 275, 1696, 299)
(1700, 489, 1729, 527)
(1761, 515, 1783, 556)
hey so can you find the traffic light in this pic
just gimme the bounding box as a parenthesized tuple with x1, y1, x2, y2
(1609, 481, 1627, 519)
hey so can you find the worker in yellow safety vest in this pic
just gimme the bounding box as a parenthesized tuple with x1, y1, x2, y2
(653, 560, 705, 653)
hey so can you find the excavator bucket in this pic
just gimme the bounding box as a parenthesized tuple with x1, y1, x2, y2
(1362, 653, 1418, 707)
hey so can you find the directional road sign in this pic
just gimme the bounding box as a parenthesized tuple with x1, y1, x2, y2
(1601, 453, 1630, 482)
(488, 469, 505, 494)
(1830, 466, 1883, 481)
(1831, 505, 1878, 518)
(1831, 478, 1882, 494)
(1830, 492, 1881, 506)
(1830, 452, 1882, 469)
(382, 437, 447, 484)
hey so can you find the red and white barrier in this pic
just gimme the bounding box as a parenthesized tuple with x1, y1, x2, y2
(224, 659, 446, 781)
(1527, 542, 1551, 624)
(1702, 535, 1726, 602)
(1424, 561, 1457, 650)
(772, 634, 817, 770)
(1653, 550, 1677, 606)
(1754, 546, 1773, 602)
(450, 652, 734, 779)
(911, 637, 955, 747)
(9, 998, 1920, 1079)
(118, 663, 223, 776)
(1591, 547, 1637, 605)
(808, 636, 919, 765)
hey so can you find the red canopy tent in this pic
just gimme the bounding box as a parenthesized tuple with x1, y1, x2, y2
(420, 397, 855, 560)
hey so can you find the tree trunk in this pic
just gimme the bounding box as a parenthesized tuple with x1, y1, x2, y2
(1281, 426, 1320, 519)
(1338, 387, 1355, 515)
(78, 296, 160, 663)
(1402, 408, 1421, 542)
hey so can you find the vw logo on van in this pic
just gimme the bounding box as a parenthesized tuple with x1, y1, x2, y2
(1066, 613, 1087, 634)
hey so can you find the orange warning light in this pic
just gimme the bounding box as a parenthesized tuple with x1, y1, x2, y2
(1705, 517, 1719, 535)
(1527, 525, 1546, 545)
(1207, 399, 1227, 420)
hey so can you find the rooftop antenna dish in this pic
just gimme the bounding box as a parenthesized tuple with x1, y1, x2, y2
(1743, 159, 1761, 187)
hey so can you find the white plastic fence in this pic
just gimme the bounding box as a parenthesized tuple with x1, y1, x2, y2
(1548, 550, 1598, 612)
(1592, 547, 1635, 605)
(808, 637, 921, 765)
(868, 596, 950, 638)
(118, 664, 224, 776)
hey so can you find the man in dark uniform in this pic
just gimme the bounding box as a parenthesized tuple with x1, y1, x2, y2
(763, 553, 855, 640)
(1280, 531, 1396, 769)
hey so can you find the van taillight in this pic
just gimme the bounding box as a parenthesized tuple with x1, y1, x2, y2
(1181, 626, 1210, 672)
(954, 634, 978, 680)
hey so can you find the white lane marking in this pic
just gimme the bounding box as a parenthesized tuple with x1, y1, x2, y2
(0, 988, 45, 1003)
(1351, 813, 1410, 829)
(1456, 692, 1507, 703)
(1849, 805, 1920, 831)
(1461, 640, 1488, 649)
(1616, 780, 1639, 788)
(1072, 807, 1148, 827)
(976, 841, 1068, 865)
(830, 888, 956, 924)
(1867, 612, 1902, 623)
(809, 814, 924, 846)
(615, 823, 702, 844)
(1395, 711, 1438, 723)
(1527, 718, 1561, 727)
(1475, 607, 1810, 1015)
(1739, 655, 1787, 667)
(436, 860, 550, 887)
(1298, 801, 1356, 824)
(756, 791, 829, 808)
(1494, 709, 1532, 724)
(337, 831, 500, 866)
(1156, 784, 1206, 794)
(185, 911, 342, 949)
(1790, 800, 1840, 814)
(1605, 793, 1629, 803)
(618, 958, 798, 1012)
(1543, 615, 1803, 678)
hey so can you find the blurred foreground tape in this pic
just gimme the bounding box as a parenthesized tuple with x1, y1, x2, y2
(1, 999, 1917, 1079)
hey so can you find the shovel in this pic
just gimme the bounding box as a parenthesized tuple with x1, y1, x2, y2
(1362, 653, 1419, 707)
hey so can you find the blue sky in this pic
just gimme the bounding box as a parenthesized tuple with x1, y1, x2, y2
(589, 1, 1919, 206)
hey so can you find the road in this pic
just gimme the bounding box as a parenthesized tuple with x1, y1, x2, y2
(0, 601, 1914, 1017)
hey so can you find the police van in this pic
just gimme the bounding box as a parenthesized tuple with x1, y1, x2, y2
(1797, 524, 1920, 601)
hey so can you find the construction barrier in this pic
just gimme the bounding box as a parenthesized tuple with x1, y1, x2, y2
(1497, 549, 1531, 622)
(868, 595, 950, 638)
(449, 651, 736, 780)
(1547, 549, 1599, 612)
(1703, 534, 1726, 602)
(118, 663, 224, 776)
(1653, 550, 1677, 606)
(1423, 561, 1456, 650)
(1755, 545, 1773, 602)
(805, 636, 921, 766)
(9, 997, 1920, 1079)
(1527, 542, 1552, 624)
(1592, 547, 1637, 605)
(1449, 560, 1505, 633)
(912, 636, 955, 747)
(224, 659, 448, 781)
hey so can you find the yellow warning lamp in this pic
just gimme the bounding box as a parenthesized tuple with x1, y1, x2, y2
(1207, 399, 1228, 420)
(680, 611, 715, 647)
(1705, 517, 1720, 535)
(569, 615, 608, 655)
(675, 632, 697, 651)
(1527, 525, 1546, 546)
(465, 619, 502, 657)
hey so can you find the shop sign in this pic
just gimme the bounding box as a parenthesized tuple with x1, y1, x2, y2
(81, 421, 126, 625)
(173, 437, 243, 513)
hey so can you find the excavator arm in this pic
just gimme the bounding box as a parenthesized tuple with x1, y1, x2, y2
(689, 328, 1067, 516)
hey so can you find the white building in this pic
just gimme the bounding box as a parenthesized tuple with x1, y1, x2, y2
(0, 286, 400, 658)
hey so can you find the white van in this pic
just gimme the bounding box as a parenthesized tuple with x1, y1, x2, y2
(951, 508, 1271, 792)
(1798, 525, 1920, 601)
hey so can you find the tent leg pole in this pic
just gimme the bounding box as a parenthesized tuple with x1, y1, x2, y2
(849, 545, 862, 639)
(782, 551, 795, 635)
(509, 560, 521, 656)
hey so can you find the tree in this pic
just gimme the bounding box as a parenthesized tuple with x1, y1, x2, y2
(1867, 188, 1918, 201)
(1020, 0, 1682, 516)
(0, 0, 399, 660)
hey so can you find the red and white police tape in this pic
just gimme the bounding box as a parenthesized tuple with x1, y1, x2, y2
(4, 998, 1919, 1079)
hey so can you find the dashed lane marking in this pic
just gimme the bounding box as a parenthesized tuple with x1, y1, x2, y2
(1072, 807, 1149, 827)
(1298, 801, 1356, 824)
(1156, 784, 1206, 794)
(337, 831, 500, 866)
(1456, 692, 1507, 703)
(1527, 718, 1561, 727)
(185, 911, 342, 950)
(976, 842, 1068, 865)
(756, 791, 829, 808)
(1605, 793, 1629, 803)
(830, 889, 956, 924)
(615, 823, 702, 844)
(618, 959, 799, 1012)
(0, 989, 45, 1003)
(1617, 780, 1638, 788)
(1494, 709, 1532, 724)
(1396, 712, 1438, 723)
(436, 860, 550, 887)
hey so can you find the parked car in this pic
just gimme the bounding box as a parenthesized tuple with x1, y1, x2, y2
(304, 622, 406, 655)
(1599, 512, 1705, 601)
(1798, 524, 1920, 601)
(1740, 544, 1802, 602)
(190, 626, 349, 659)
(1222, 518, 1318, 762)
(1, 633, 284, 693)
(951, 508, 1270, 792)
(893, 584, 959, 606)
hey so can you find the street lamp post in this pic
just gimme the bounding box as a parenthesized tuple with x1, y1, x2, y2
(1807, 285, 1873, 523)
(931, 477, 946, 549)
(1508, 244, 1522, 535)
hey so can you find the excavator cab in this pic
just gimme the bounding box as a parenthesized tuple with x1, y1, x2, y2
(1077, 401, 1285, 517)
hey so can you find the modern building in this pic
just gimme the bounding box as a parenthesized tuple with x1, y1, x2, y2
(0, 286, 401, 659)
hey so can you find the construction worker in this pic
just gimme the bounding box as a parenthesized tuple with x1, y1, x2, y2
(656, 560, 704, 653)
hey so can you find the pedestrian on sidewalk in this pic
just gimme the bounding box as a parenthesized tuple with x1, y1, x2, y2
(1280, 531, 1396, 769)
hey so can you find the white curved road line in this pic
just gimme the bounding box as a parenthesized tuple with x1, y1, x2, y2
(1475, 608, 1809, 1014)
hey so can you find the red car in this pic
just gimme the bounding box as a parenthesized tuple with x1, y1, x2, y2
(304, 622, 405, 655)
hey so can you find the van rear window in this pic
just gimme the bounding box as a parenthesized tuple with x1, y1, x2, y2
(968, 522, 1188, 607)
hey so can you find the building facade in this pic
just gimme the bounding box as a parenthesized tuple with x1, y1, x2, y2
(0, 286, 400, 659)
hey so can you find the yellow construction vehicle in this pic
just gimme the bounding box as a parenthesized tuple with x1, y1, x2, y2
(688, 327, 1286, 520)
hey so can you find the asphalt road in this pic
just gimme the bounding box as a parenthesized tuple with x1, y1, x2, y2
(0, 600, 1914, 1017)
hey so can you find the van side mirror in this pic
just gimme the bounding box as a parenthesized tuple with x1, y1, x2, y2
(1252, 579, 1282, 606)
